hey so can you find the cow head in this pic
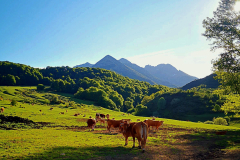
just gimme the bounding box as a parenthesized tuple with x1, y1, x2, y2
(119, 121, 129, 133)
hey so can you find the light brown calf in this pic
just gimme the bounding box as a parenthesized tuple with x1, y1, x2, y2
(143, 119, 164, 132)
(106, 119, 123, 132)
(98, 118, 106, 126)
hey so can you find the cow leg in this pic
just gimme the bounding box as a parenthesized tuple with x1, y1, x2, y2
(137, 138, 142, 149)
(132, 137, 135, 148)
(107, 125, 111, 133)
(141, 138, 146, 153)
(124, 137, 128, 146)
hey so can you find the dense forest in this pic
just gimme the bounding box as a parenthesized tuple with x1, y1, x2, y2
(0, 61, 224, 119)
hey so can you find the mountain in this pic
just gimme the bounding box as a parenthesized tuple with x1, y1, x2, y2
(119, 58, 176, 87)
(92, 55, 166, 85)
(74, 55, 198, 87)
(144, 64, 197, 87)
(181, 74, 220, 90)
(74, 62, 93, 68)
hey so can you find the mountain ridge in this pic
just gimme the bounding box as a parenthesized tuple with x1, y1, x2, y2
(74, 55, 198, 87)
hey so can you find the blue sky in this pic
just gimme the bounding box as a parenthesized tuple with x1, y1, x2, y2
(0, 0, 222, 78)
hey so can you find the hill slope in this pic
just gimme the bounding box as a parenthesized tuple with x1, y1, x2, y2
(181, 74, 220, 90)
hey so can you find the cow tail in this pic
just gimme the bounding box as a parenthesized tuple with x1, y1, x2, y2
(142, 123, 147, 140)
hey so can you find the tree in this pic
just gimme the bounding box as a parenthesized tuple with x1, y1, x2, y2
(6, 74, 16, 86)
(157, 97, 166, 110)
(203, 0, 240, 114)
(11, 99, 17, 106)
(203, 0, 240, 94)
(37, 84, 45, 90)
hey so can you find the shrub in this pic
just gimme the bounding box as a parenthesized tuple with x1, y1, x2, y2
(158, 97, 166, 110)
(204, 120, 214, 124)
(213, 117, 228, 126)
(37, 84, 45, 90)
(127, 108, 135, 113)
(51, 95, 59, 104)
(11, 99, 17, 106)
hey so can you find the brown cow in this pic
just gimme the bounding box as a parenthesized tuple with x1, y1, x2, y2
(106, 119, 123, 132)
(98, 118, 105, 126)
(122, 119, 131, 123)
(106, 114, 110, 119)
(87, 118, 97, 131)
(1, 107, 4, 113)
(143, 119, 164, 132)
(119, 121, 148, 153)
(100, 113, 105, 118)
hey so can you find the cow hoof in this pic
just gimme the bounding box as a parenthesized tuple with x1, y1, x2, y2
(138, 146, 142, 149)
(142, 150, 145, 153)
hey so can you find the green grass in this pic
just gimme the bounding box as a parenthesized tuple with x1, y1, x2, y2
(0, 86, 240, 159)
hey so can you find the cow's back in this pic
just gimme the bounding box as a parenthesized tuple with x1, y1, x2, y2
(107, 119, 123, 127)
(133, 122, 148, 138)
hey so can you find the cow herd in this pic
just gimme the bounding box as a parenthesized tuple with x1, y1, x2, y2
(86, 113, 164, 153)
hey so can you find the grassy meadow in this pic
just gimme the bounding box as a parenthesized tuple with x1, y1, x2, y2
(0, 86, 240, 160)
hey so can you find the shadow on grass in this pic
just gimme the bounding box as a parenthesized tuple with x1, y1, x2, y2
(17, 146, 144, 160)
(174, 129, 240, 159)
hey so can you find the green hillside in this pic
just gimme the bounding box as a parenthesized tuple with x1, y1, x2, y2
(181, 74, 220, 90)
(0, 86, 239, 159)
(0, 61, 233, 122)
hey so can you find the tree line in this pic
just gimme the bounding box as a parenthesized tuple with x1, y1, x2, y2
(0, 61, 232, 118)
(0, 61, 171, 115)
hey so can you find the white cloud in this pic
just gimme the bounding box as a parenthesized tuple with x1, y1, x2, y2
(127, 48, 221, 79)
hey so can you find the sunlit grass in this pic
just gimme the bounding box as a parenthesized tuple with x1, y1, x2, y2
(0, 86, 240, 159)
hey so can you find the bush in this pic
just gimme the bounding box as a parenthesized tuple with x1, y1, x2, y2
(37, 84, 45, 90)
(204, 120, 214, 124)
(11, 99, 17, 106)
(127, 108, 135, 113)
(213, 117, 228, 126)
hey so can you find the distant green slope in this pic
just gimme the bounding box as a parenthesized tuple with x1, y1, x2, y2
(181, 74, 220, 90)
